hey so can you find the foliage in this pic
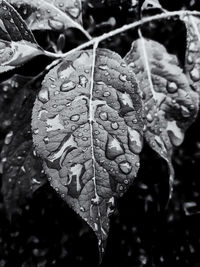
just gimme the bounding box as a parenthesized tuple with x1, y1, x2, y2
(0, 0, 200, 263)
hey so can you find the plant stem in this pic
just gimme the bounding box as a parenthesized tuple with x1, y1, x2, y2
(44, 10, 200, 59)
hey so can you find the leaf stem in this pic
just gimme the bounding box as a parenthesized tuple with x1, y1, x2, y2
(43, 10, 200, 59)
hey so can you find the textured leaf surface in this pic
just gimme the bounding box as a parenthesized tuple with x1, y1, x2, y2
(32, 49, 143, 255)
(181, 15, 200, 97)
(7, 0, 83, 33)
(0, 0, 43, 73)
(1, 83, 46, 217)
(124, 38, 199, 197)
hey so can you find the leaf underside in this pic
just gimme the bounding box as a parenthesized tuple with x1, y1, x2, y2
(125, 38, 199, 198)
(6, 0, 82, 32)
(0, 0, 43, 74)
(1, 82, 46, 218)
(32, 48, 144, 256)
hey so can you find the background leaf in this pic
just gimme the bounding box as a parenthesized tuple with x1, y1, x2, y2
(0, 80, 46, 218)
(32, 48, 143, 257)
(6, 0, 89, 37)
(124, 38, 199, 198)
(0, 0, 44, 74)
(0, 74, 32, 132)
(181, 14, 200, 97)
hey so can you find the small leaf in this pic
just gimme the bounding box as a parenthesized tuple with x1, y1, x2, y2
(0, 0, 44, 73)
(1, 83, 46, 217)
(181, 15, 200, 96)
(32, 48, 143, 257)
(6, 0, 89, 37)
(124, 38, 199, 198)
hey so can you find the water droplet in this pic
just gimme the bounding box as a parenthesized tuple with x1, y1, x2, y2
(61, 80, 76, 91)
(181, 106, 190, 117)
(82, 137, 88, 141)
(135, 162, 140, 167)
(119, 185, 124, 191)
(187, 55, 193, 64)
(48, 19, 64, 31)
(119, 74, 127, 82)
(132, 118, 138, 124)
(190, 67, 200, 81)
(49, 77, 55, 82)
(80, 206, 85, 212)
(4, 131, 13, 145)
(94, 130, 100, 135)
(70, 114, 80, 122)
(146, 113, 153, 123)
(99, 64, 109, 70)
(167, 82, 178, 93)
(188, 42, 198, 52)
(38, 87, 49, 103)
(128, 127, 142, 154)
(111, 122, 119, 130)
(43, 136, 49, 144)
(119, 161, 132, 174)
(124, 179, 129, 184)
(79, 75, 88, 87)
(33, 129, 39, 134)
(36, 13, 41, 19)
(32, 177, 41, 185)
(106, 136, 124, 160)
(69, 7, 80, 18)
(99, 112, 108, 121)
(103, 91, 111, 97)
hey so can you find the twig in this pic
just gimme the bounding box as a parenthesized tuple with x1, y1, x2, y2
(44, 10, 200, 59)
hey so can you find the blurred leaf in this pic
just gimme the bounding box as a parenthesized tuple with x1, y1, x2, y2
(124, 37, 199, 198)
(6, 0, 90, 38)
(1, 82, 47, 218)
(0, 0, 44, 74)
(32, 48, 144, 258)
(0, 74, 32, 132)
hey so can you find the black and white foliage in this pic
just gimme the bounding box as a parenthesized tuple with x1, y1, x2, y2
(0, 0, 200, 261)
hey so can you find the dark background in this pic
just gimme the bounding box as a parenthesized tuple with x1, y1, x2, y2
(1, 0, 200, 266)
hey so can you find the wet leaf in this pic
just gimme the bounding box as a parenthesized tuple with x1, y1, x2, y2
(0, 0, 44, 74)
(32, 48, 143, 257)
(6, 0, 89, 37)
(0, 74, 32, 132)
(124, 38, 199, 198)
(1, 83, 46, 217)
(181, 15, 200, 97)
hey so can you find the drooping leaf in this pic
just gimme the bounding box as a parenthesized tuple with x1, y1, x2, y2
(32, 48, 144, 257)
(6, 0, 89, 38)
(0, 74, 32, 132)
(0, 0, 44, 74)
(124, 38, 199, 198)
(181, 14, 200, 97)
(1, 82, 46, 217)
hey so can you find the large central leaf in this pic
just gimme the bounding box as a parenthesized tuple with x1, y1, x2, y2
(32, 48, 143, 256)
